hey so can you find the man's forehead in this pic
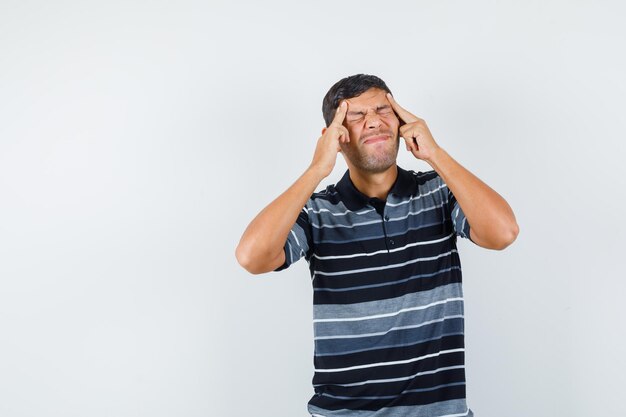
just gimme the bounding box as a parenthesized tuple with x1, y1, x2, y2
(345, 88, 389, 110)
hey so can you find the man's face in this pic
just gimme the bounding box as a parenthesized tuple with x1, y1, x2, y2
(339, 88, 401, 174)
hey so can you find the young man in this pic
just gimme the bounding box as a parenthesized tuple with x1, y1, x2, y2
(236, 74, 519, 417)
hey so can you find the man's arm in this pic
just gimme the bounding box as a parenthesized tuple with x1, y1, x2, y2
(235, 101, 351, 274)
(386, 93, 519, 250)
(427, 148, 519, 250)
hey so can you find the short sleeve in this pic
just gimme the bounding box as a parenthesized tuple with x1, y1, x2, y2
(447, 187, 473, 241)
(274, 206, 313, 271)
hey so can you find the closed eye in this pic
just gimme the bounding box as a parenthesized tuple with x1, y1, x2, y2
(347, 113, 365, 122)
(346, 106, 393, 123)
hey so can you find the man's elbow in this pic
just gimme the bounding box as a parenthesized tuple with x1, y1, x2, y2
(492, 222, 520, 250)
(235, 244, 274, 275)
(472, 221, 519, 250)
(235, 245, 259, 274)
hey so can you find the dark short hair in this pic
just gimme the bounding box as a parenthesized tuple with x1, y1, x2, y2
(322, 74, 393, 127)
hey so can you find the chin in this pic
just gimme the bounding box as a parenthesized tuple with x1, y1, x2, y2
(360, 156, 397, 173)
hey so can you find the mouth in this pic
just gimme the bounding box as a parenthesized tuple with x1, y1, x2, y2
(362, 134, 390, 145)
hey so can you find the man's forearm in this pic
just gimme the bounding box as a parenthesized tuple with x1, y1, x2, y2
(236, 100, 350, 273)
(427, 147, 519, 249)
(235, 167, 326, 273)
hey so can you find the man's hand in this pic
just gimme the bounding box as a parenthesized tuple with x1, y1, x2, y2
(386, 93, 440, 163)
(235, 102, 351, 274)
(309, 101, 350, 178)
(386, 93, 519, 250)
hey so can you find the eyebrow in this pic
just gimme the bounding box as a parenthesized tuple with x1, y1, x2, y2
(347, 105, 392, 116)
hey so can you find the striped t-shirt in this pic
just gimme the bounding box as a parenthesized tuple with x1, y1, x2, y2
(276, 166, 475, 417)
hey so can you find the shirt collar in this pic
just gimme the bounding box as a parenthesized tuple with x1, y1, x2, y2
(335, 165, 415, 211)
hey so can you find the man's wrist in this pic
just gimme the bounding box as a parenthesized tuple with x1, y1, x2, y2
(305, 164, 329, 183)
(425, 146, 448, 170)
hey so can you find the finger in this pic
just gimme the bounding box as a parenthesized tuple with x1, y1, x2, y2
(340, 126, 350, 143)
(334, 126, 349, 144)
(386, 93, 419, 123)
(399, 124, 413, 140)
(331, 100, 348, 126)
(402, 136, 416, 152)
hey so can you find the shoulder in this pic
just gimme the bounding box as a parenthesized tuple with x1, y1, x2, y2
(403, 168, 444, 190)
(308, 183, 341, 203)
(302, 184, 343, 214)
(396, 168, 451, 208)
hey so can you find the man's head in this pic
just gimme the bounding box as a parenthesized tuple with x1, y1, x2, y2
(322, 74, 401, 174)
(322, 74, 393, 128)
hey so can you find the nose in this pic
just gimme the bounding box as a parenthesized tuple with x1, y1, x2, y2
(364, 112, 383, 129)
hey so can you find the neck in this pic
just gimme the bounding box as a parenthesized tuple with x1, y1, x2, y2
(348, 164, 398, 200)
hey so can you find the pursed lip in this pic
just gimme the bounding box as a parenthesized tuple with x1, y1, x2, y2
(362, 134, 390, 144)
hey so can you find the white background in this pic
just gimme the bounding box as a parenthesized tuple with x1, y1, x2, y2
(1, 1, 625, 416)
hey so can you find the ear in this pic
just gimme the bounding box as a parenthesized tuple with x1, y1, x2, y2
(321, 128, 327, 135)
